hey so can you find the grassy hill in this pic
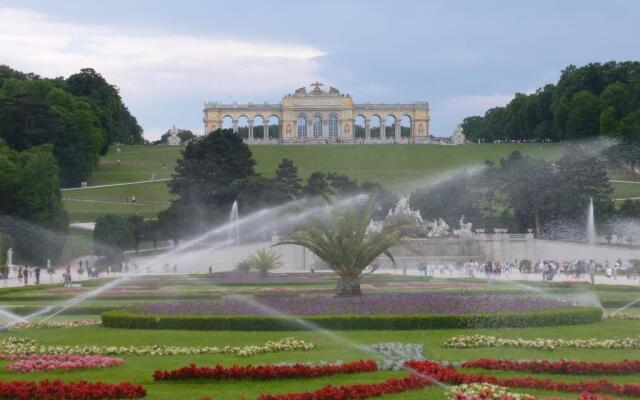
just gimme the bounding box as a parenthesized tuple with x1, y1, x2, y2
(62, 143, 640, 223)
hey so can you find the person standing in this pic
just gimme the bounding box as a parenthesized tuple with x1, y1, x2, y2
(34, 266, 41, 285)
(23, 266, 29, 285)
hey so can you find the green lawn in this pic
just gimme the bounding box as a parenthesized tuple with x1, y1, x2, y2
(63, 143, 640, 222)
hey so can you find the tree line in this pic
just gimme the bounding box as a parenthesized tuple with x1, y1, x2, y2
(461, 61, 640, 143)
(0, 65, 144, 186)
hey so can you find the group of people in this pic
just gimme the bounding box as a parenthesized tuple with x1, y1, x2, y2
(16, 266, 41, 285)
(412, 258, 638, 284)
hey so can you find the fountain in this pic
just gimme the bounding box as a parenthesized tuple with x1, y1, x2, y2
(586, 197, 596, 244)
(228, 200, 240, 247)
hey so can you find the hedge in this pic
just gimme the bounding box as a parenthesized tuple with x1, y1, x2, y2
(102, 307, 602, 331)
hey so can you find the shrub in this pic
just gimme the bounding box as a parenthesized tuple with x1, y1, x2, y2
(102, 307, 602, 331)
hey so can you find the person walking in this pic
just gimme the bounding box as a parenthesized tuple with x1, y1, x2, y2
(23, 266, 29, 285)
(34, 266, 41, 285)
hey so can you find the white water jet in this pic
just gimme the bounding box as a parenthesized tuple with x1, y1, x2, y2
(0, 308, 27, 324)
(586, 197, 596, 244)
(228, 200, 240, 247)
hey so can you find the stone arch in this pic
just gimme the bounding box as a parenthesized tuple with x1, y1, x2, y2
(354, 114, 365, 139)
(221, 115, 233, 130)
(268, 115, 280, 139)
(252, 115, 265, 139)
(400, 114, 412, 138)
(311, 112, 323, 138)
(370, 114, 382, 139)
(297, 113, 308, 139)
(385, 115, 397, 139)
(237, 115, 249, 138)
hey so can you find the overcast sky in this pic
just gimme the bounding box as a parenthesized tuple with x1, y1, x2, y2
(1, 0, 639, 140)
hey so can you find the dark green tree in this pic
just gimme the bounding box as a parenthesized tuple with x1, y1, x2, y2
(93, 215, 134, 260)
(275, 158, 303, 199)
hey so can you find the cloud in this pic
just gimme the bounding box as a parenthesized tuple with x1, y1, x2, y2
(440, 93, 514, 115)
(0, 7, 327, 138)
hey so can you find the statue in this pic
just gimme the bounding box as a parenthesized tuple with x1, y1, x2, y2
(294, 87, 307, 95)
(310, 81, 324, 92)
(427, 218, 449, 238)
(453, 215, 473, 237)
(382, 196, 426, 237)
(6, 248, 13, 266)
(329, 86, 340, 94)
(167, 124, 180, 146)
(451, 124, 467, 145)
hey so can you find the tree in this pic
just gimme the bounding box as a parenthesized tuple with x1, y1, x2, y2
(565, 91, 600, 139)
(160, 129, 256, 236)
(303, 172, 330, 197)
(246, 248, 283, 276)
(599, 106, 620, 137)
(93, 215, 134, 260)
(277, 197, 406, 296)
(620, 109, 640, 142)
(275, 158, 302, 199)
(0, 140, 68, 264)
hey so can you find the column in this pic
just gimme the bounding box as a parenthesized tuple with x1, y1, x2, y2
(264, 121, 269, 140)
(248, 122, 254, 141)
(232, 120, 238, 134)
(395, 119, 401, 141)
(365, 119, 371, 142)
(380, 119, 386, 142)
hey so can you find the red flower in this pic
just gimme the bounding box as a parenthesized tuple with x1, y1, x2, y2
(153, 360, 378, 381)
(461, 358, 640, 375)
(0, 380, 145, 399)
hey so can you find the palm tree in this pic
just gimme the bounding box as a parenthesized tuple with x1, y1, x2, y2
(276, 196, 406, 296)
(248, 248, 283, 276)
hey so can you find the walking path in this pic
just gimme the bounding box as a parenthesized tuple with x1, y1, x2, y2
(63, 198, 161, 206)
(61, 178, 170, 191)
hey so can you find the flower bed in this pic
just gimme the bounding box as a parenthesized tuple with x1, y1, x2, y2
(444, 334, 640, 350)
(407, 360, 640, 397)
(0, 380, 145, 399)
(0, 336, 313, 358)
(11, 320, 101, 330)
(141, 294, 568, 316)
(461, 358, 640, 375)
(101, 306, 602, 331)
(153, 360, 377, 381)
(446, 383, 535, 400)
(256, 374, 431, 400)
(604, 312, 640, 320)
(6, 354, 124, 373)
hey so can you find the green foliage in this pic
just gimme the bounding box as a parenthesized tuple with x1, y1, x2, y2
(277, 197, 406, 296)
(0, 65, 143, 185)
(0, 140, 68, 264)
(234, 258, 253, 274)
(246, 248, 283, 276)
(102, 306, 602, 331)
(462, 62, 640, 142)
(93, 214, 144, 260)
(275, 158, 303, 199)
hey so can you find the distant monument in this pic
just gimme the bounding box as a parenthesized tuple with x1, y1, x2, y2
(451, 124, 468, 145)
(167, 125, 181, 145)
(6, 248, 13, 266)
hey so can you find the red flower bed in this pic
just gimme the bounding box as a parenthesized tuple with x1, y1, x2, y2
(462, 358, 640, 375)
(407, 361, 640, 397)
(153, 360, 378, 381)
(0, 380, 145, 399)
(257, 374, 431, 400)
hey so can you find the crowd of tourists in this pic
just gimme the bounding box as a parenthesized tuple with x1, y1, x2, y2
(412, 258, 639, 284)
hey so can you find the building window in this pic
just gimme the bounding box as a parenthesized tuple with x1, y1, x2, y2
(312, 113, 322, 137)
(297, 115, 307, 139)
(328, 113, 339, 137)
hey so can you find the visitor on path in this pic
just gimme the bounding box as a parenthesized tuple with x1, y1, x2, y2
(605, 263, 613, 278)
(23, 266, 28, 285)
(208, 266, 213, 276)
(17, 267, 23, 283)
(107, 266, 112, 275)
(173, 264, 178, 273)
(34, 266, 40, 285)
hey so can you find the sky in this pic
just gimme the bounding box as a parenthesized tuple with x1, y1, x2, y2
(0, 0, 639, 140)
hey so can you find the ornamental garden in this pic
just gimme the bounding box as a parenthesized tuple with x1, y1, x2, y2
(1, 272, 640, 400)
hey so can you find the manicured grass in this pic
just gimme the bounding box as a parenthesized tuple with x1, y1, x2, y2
(2, 320, 640, 399)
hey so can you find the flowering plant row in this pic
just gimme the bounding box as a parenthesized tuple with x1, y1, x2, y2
(461, 358, 640, 375)
(11, 320, 101, 330)
(446, 383, 535, 400)
(256, 374, 431, 400)
(153, 360, 377, 381)
(604, 312, 640, 320)
(406, 361, 640, 397)
(6, 354, 124, 373)
(444, 334, 640, 350)
(0, 336, 313, 358)
(0, 379, 145, 399)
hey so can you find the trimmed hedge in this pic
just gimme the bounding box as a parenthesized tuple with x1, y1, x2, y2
(102, 307, 602, 331)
